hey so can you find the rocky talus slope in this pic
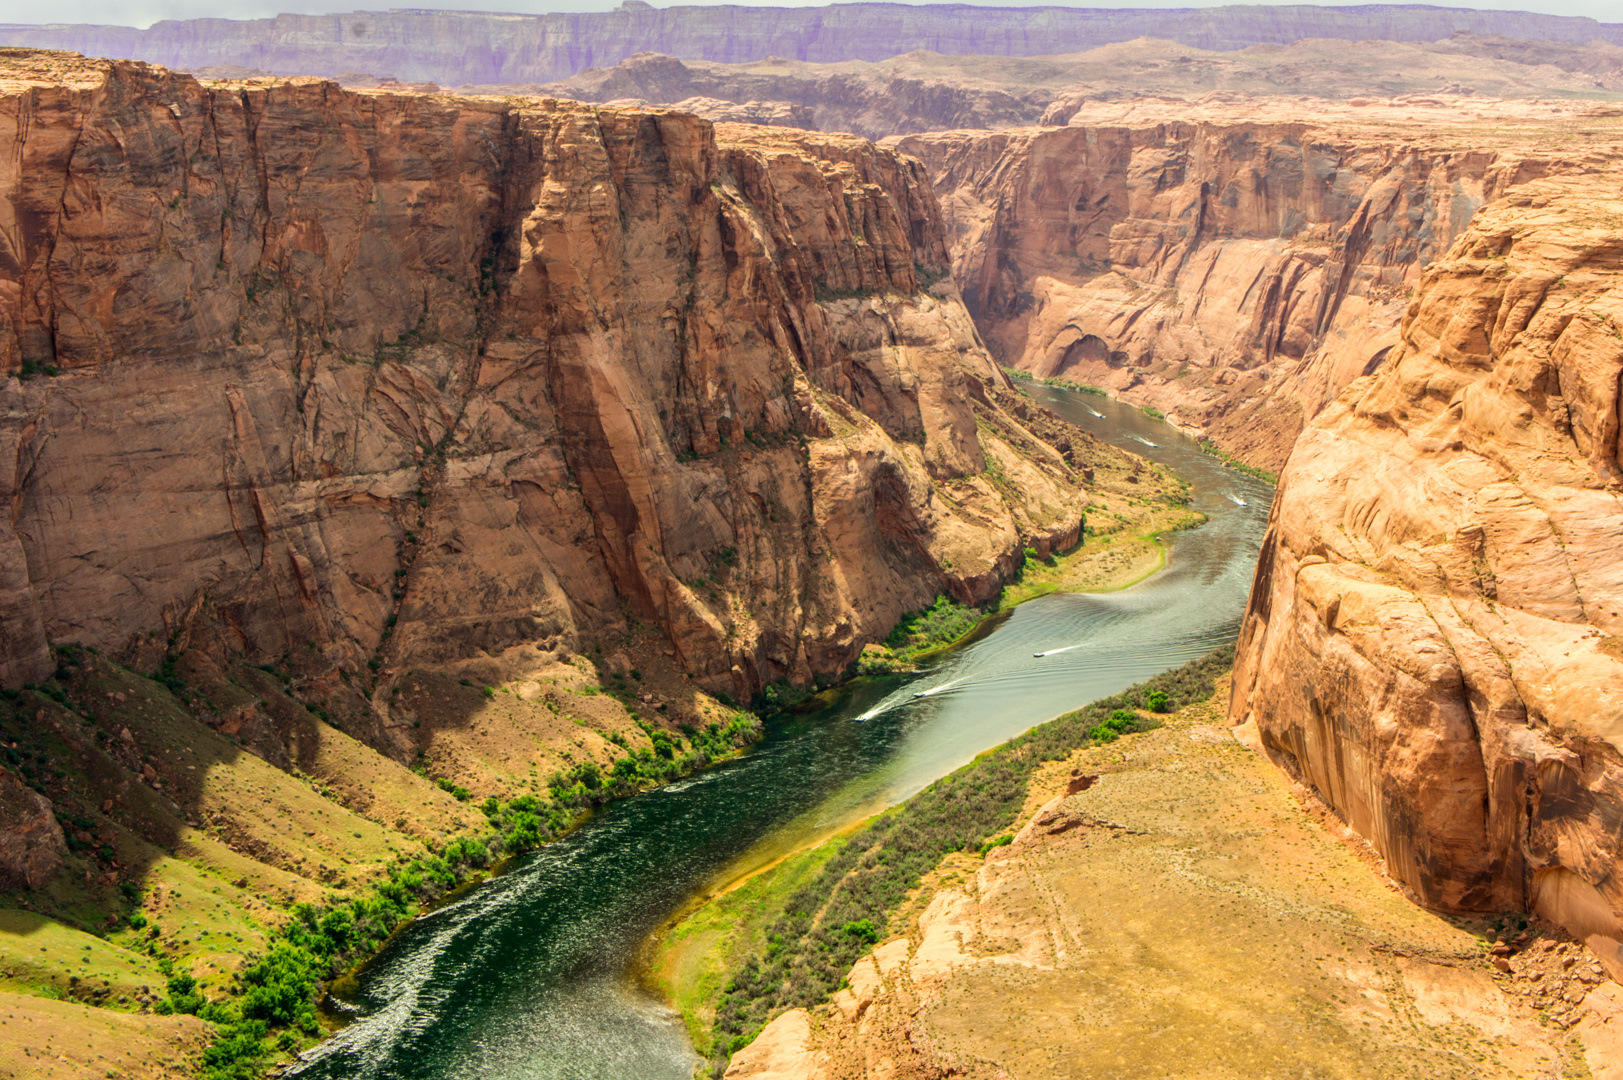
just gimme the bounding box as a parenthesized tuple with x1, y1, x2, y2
(0, 51, 1114, 719)
(5, 4, 1622, 88)
(1230, 170, 1623, 979)
(895, 103, 1623, 469)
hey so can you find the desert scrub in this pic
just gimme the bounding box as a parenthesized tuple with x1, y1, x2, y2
(709, 645, 1233, 1071)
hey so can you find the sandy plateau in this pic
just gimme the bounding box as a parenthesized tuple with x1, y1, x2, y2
(728, 684, 1623, 1080)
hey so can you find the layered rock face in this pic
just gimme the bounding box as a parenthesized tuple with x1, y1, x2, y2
(524, 51, 1052, 141)
(4, 4, 1622, 87)
(0, 53, 1096, 743)
(1230, 171, 1623, 973)
(895, 113, 1562, 468)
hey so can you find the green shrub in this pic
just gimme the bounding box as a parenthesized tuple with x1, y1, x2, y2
(883, 595, 981, 660)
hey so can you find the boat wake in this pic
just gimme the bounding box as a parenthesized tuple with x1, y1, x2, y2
(1227, 495, 1248, 506)
(911, 677, 965, 700)
(1032, 643, 1083, 658)
(1086, 406, 1103, 418)
(1129, 434, 1158, 447)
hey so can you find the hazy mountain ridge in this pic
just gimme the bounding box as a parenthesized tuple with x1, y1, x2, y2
(4, 3, 1623, 88)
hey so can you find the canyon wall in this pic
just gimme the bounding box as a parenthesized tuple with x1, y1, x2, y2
(0, 52, 1104, 745)
(1230, 170, 1623, 974)
(4, 5, 1623, 88)
(895, 112, 1563, 468)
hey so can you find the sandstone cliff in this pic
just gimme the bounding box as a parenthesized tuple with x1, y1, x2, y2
(1230, 169, 1623, 976)
(892, 104, 1606, 468)
(0, 51, 1115, 754)
(4, 5, 1623, 88)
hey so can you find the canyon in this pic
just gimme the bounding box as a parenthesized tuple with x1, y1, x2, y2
(893, 100, 1623, 469)
(0, 49, 1117, 714)
(0, 12, 1622, 1080)
(0, 47, 1184, 1078)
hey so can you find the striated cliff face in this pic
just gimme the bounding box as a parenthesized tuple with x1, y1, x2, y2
(4, 5, 1623, 88)
(894, 109, 1574, 469)
(0, 52, 1103, 747)
(1230, 170, 1623, 974)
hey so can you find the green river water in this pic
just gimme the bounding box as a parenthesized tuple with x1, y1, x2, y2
(289, 385, 1273, 1079)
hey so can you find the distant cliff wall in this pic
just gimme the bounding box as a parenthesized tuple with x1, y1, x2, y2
(4, 4, 1623, 86)
(896, 119, 1555, 469)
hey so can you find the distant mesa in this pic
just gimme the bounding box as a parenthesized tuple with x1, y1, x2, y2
(2, 3, 1622, 87)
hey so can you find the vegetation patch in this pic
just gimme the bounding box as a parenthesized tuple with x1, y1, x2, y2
(654, 837, 849, 1056)
(1198, 439, 1279, 485)
(708, 645, 1233, 1073)
(1001, 366, 1108, 396)
(186, 705, 761, 1078)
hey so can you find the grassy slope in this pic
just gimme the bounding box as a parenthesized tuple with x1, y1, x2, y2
(0, 636, 751, 1078)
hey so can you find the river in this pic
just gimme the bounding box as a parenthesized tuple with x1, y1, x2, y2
(288, 385, 1273, 1080)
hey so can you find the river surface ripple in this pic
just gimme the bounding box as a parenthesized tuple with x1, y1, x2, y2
(289, 386, 1273, 1080)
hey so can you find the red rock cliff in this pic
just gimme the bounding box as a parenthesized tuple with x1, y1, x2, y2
(0, 53, 1097, 734)
(894, 107, 1569, 468)
(1230, 169, 1623, 973)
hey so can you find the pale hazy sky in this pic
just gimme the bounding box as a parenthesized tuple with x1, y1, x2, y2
(6, 0, 1620, 31)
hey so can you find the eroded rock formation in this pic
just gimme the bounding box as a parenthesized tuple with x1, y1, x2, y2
(895, 109, 1577, 468)
(0, 52, 1113, 748)
(1230, 170, 1623, 974)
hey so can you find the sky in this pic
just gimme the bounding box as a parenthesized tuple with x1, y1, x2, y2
(6, 0, 1621, 31)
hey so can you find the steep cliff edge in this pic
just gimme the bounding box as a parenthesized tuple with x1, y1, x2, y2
(0, 51, 1125, 738)
(1230, 169, 1623, 976)
(893, 103, 1619, 469)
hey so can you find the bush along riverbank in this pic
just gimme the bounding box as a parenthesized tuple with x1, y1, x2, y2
(849, 500, 1198, 681)
(166, 709, 763, 1079)
(1000, 366, 1108, 397)
(1198, 439, 1279, 485)
(707, 645, 1234, 1074)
